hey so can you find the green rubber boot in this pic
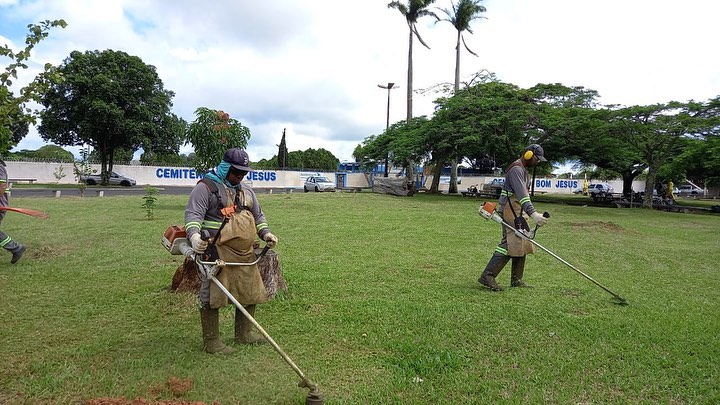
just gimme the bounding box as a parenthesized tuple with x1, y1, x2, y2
(200, 306, 235, 354)
(235, 305, 267, 344)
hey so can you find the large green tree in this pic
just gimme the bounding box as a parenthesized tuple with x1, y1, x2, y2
(357, 116, 431, 179)
(651, 95, 720, 188)
(0, 19, 67, 153)
(140, 112, 187, 163)
(38, 49, 176, 184)
(436, 0, 486, 193)
(360, 79, 544, 188)
(360, 76, 720, 200)
(447, 80, 538, 164)
(523, 83, 646, 192)
(90, 147, 133, 164)
(545, 105, 647, 196)
(610, 103, 690, 207)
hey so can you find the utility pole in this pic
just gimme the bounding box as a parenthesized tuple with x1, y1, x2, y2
(377, 82, 398, 177)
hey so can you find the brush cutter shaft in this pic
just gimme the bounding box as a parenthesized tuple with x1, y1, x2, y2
(167, 236, 324, 398)
(496, 220, 625, 301)
(514, 225, 619, 297)
(208, 275, 318, 391)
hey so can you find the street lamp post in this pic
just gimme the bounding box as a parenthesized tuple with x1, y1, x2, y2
(377, 82, 398, 177)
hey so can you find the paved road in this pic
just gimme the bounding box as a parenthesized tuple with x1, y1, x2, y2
(9, 186, 307, 198)
(10, 186, 194, 198)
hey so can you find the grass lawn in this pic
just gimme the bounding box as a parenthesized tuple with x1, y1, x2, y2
(1, 192, 718, 404)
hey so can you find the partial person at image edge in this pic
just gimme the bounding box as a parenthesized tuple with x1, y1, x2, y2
(0, 159, 26, 264)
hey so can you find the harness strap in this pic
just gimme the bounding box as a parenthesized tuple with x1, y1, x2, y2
(504, 161, 524, 220)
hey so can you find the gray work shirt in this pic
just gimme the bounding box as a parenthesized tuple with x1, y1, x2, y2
(184, 179, 271, 240)
(498, 159, 538, 217)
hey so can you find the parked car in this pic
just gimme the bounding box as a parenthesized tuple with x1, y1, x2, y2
(676, 184, 703, 196)
(80, 172, 136, 186)
(588, 183, 613, 195)
(304, 176, 335, 192)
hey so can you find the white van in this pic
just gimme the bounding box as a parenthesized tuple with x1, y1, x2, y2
(677, 184, 703, 196)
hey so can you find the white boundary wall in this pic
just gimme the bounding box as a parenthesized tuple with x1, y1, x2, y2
(6, 161, 648, 193)
(437, 176, 646, 195)
(5, 161, 370, 188)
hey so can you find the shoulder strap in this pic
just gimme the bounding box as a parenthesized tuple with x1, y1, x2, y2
(234, 188, 253, 211)
(198, 177, 222, 204)
(505, 160, 523, 173)
(503, 161, 524, 220)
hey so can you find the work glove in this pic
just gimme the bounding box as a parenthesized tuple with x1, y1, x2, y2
(190, 233, 208, 253)
(264, 232, 278, 248)
(531, 212, 548, 227)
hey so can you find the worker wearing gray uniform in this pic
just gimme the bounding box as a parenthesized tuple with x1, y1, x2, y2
(185, 148, 278, 354)
(478, 144, 549, 291)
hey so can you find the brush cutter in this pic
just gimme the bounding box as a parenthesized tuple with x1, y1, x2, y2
(162, 226, 324, 405)
(478, 202, 628, 305)
(0, 206, 50, 218)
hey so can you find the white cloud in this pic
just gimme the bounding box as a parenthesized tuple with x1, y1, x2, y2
(2, 0, 718, 163)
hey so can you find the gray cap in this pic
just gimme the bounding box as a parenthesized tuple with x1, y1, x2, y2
(223, 148, 252, 171)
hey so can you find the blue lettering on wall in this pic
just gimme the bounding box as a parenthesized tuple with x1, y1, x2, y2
(155, 168, 201, 179)
(554, 180, 578, 189)
(154, 168, 276, 182)
(535, 179, 552, 188)
(248, 171, 277, 182)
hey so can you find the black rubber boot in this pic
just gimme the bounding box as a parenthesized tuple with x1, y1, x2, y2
(235, 305, 267, 344)
(200, 306, 235, 354)
(11, 244, 25, 264)
(510, 256, 532, 287)
(478, 253, 510, 292)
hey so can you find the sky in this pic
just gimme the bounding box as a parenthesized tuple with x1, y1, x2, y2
(1, 0, 719, 165)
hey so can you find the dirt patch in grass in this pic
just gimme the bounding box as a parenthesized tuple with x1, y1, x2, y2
(567, 221, 623, 231)
(84, 377, 214, 405)
(28, 245, 71, 259)
(562, 289, 583, 298)
(84, 399, 215, 405)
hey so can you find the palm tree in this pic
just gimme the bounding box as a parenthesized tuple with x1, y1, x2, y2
(388, 0, 438, 192)
(437, 0, 486, 194)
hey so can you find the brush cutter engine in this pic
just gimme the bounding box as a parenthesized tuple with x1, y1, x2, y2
(478, 201, 550, 240)
(479, 202, 534, 239)
(478, 201, 503, 224)
(162, 225, 193, 256)
(160, 225, 221, 281)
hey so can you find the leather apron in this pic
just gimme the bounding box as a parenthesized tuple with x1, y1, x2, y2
(502, 198, 536, 257)
(209, 188, 269, 308)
